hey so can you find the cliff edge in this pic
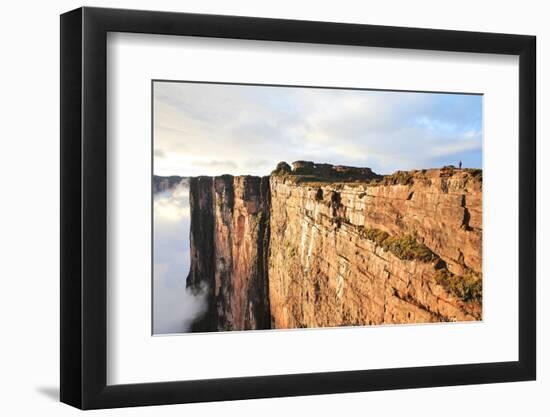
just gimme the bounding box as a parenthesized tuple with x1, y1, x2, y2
(185, 162, 482, 331)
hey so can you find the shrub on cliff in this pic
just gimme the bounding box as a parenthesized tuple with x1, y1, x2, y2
(272, 161, 291, 175)
(435, 269, 482, 302)
(360, 228, 436, 262)
(385, 234, 437, 262)
(383, 171, 414, 186)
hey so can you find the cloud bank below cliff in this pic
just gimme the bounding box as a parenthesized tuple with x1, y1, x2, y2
(154, 82, 482, 176)
(153, 183, 207, 334)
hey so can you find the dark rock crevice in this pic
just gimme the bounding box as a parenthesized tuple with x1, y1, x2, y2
(186, 176, 216, 332)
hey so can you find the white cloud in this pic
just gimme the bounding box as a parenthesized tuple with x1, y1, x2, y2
(153, 182, 207, 334)
(154, 184, 190, 223)
(153, 82, 482, 176)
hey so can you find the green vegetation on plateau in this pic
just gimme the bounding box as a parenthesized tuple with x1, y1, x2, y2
(434, 269, 482, 302)
(358, 226, 481, 303)
(358, 228, 437, 262)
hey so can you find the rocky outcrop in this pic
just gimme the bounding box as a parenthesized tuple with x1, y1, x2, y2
(289, 161, 382, 181)
(186, 176, 271, 332)
(153, 175, 188, 193)
(268, 167, 482, 329)
(185, 163, 482, 331)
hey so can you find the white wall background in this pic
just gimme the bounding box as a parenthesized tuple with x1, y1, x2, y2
(0, 0, 546, 415)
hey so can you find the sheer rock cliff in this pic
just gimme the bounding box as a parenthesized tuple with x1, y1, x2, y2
(185, 163, 482, 331)
(186, 176, 271, 332)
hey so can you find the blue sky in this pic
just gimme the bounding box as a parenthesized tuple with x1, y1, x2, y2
(154, 81, 482, 176)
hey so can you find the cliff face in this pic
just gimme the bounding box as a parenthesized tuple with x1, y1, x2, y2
(186, 175, 271, 332)
(268, 168, 482, 328)
(186, 164, 482, 331)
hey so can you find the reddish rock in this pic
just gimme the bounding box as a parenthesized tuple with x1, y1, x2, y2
(187, 175, 271, 331)
(268, 168, 482, 329)
(186, 164, 482, 331)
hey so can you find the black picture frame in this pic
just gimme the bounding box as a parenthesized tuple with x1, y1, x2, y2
(60, 6, 536, 410)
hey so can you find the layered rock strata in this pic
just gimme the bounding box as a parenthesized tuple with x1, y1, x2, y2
(268, 168, 482, 329)
(185, 164, 482, 331)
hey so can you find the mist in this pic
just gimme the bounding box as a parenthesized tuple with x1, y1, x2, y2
(153, 181, 208, 334)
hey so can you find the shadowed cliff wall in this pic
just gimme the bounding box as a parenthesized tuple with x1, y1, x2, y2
(186, 175, 271, 332)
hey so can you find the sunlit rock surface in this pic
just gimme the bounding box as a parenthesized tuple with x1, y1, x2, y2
(184, 163, 482, 331)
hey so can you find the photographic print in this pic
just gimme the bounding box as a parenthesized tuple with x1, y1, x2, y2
(152, 81, 482, 335)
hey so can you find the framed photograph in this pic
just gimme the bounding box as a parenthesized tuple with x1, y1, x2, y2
(60, 6, 536, 409)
